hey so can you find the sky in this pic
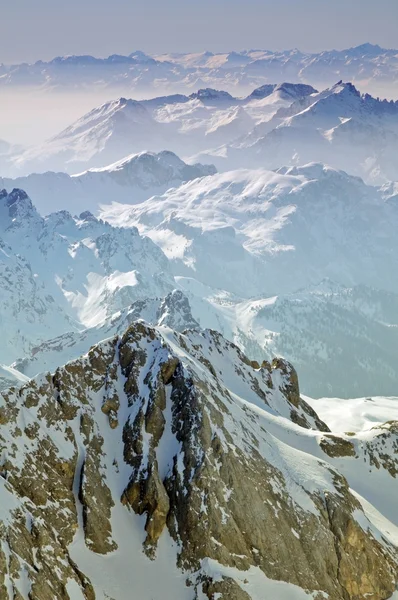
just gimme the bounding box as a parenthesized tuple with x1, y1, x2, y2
(1, 0, 398, 63)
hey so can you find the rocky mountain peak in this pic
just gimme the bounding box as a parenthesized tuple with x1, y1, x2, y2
(157, 289, 200, 331)
(78, 210, 97, 222)
(4, 187, 32, 212)
(0, 188, 41, 232)
(0, 322, 397, 599)
(190, 88, 235, 103)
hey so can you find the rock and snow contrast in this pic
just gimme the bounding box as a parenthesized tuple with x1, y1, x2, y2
(1, 322, 398, 600)
(1, 41, 398, 600)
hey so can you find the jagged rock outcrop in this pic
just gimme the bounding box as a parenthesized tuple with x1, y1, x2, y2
(0, 322, 397, 599)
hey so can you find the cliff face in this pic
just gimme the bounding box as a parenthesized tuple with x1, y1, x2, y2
(0, 322, 397, 600)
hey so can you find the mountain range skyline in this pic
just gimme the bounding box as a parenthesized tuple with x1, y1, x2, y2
(2, 9, 398, 597)
(0, 41, 397, 67)
(2, 0, 398, 63)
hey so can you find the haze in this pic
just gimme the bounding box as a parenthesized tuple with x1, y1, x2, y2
(1, 0, 398, 146)
(1, 0, 398, 63)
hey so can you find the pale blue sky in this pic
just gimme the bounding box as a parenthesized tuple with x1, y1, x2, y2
(2, 0, 398, 63)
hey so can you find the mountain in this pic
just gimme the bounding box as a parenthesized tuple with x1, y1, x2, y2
(10, 98, 170, 175)
(245, 82, 316, 103)
(14, 281, 398, 399)
(0, 226, 78, 364)
(0, 187, 174, 362)
(226, 281, 398, 398)
(96, 164, 398, 397)
(189, 87, 237, 104)
(13, 290, 200, 379)
(4, 169, 398, 398)
(3, 84, 316, 177)
(197, 82, 398, 184)
(0, 363, 29, 391)
(1, 321, 398, 599)
(2, 44, 398, 94)
(0, 151, 216, 214)
(100, 163, 398, 296)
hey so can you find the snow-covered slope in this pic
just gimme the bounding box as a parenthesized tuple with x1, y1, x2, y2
(0, 229, 78, 364)
(100, 164, 398, 295)
(0, 187, 174, 362)
(3, 84, 315, 177)
(243, 82, 317, 123)
(0, 151, 216, 214)
(1, 322, 398, 600)
(0, 363, 29, 391)
(13, 290, 200, 379)
(15, 281, 398, 399)
(95, 165, 398, 397)
(3, 167, 398, 398)
(197, 82, 398, 184)
(307, 394, 398, 434)
(11, 98, 170, 175)
(220, 281, 398, 398)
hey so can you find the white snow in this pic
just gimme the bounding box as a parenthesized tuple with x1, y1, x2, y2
(307, 396, 398, 434)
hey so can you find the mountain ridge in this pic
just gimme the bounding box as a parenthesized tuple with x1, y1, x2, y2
(0, 321, 398, 599)
(194, 81, 398, 183)
(0, 150, 216, 214)
(2, 169, 398, 397)
(2, 43, 398, 94)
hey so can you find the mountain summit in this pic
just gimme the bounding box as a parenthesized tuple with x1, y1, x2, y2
(0, 322, 397, 599)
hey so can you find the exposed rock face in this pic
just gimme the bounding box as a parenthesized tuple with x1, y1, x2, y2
(156, 289, 200, 331)
(0, 322, 397, 599)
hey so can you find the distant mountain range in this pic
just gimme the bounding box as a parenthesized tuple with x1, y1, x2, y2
(0, 150, 216, 214)
(0, 83, 316, 177)
(3, 42, 398, 600)
(1, 43, 398, 94)
(194, 80, 398, 183)
(3, 80, 398, 184)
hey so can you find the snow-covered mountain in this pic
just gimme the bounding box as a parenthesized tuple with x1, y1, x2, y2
(96, 164, 398, 396)
(0, 151, 216, 214)
(11, 98, 170, 175)
(9, 79, 396, 185)
(1, 322, 398, 599)
(101, 164, 398, 295)
(228, 281, 398, 398)
(0, 363, 29, 391)
(14, 281, 398, 399)
(0, 187, 175, 363)
(13, 290, 200, 380)
(3, 163, 398, 397)
(2, 41, 398, 600)
(196, 81, 398, 184)
(2, 43, 398, 94)
(3, 84, 316, 177)
(0, 222, 78, 364)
